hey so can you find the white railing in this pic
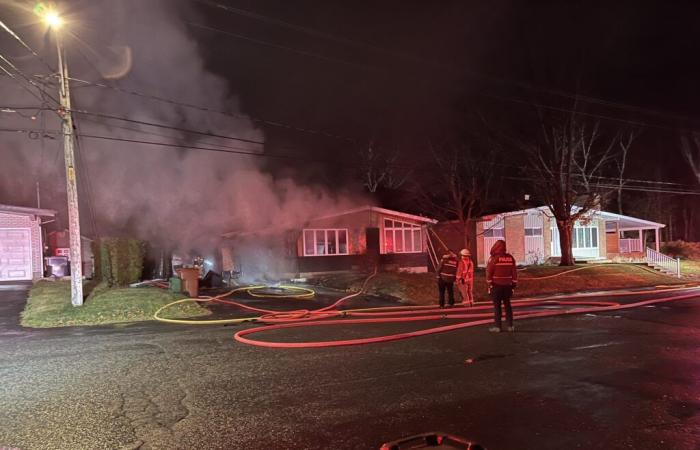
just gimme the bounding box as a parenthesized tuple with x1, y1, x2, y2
(646, 247, 681, 278)
(619, 238, 643, 253)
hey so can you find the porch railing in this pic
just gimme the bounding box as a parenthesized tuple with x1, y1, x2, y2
(645, 247, 681, 278)
(619, 238, 642, 253)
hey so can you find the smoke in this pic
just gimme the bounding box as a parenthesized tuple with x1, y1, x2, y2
(0, 0, 368, 277)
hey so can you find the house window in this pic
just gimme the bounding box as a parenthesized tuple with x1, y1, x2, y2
(303, 229, 349, 256)
(572, 224, 598, 249)
(483, 226, 505, 238)
(383, 218, 422, 253)
(524, 227, 543, 236)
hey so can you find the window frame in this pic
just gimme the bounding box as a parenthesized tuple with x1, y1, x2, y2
(571, 223, 599, 249)
(383, 218, 423, 254)
(302, 228, 350, 256)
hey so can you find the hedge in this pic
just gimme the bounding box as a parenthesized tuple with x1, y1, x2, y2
(92, 237, 146, 287)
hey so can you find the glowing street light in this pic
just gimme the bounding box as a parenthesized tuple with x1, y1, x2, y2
(33, 2, 63, 29)
(43, 11, 63, 29)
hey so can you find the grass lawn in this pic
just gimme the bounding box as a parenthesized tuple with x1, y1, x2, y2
(680, 260, 700, 278)
(21, 280, 210, 328)
(316, 263, 689, 306)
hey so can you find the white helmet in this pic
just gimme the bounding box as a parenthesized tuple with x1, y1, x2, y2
(459, 248, 470, 256)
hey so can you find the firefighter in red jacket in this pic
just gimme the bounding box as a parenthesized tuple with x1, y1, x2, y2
(456, 248, 474, 306)
(436, 250, 458, 308)
(486, 239, 517, 332)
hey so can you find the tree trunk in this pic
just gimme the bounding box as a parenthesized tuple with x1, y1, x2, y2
(558, 220, 575, 266)
(463, 220, 470, 249)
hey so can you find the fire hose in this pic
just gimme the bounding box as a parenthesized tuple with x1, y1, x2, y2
(152, 276, 700, 348)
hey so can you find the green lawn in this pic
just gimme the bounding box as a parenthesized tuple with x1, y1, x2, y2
(680, 260, 700, 278)
(317, 263, 689, 306)
(21, 280, 210, 328)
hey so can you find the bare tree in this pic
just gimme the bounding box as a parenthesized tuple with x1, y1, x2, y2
(523, 112, 635, 265)
(680, 133, 700, 184)
(358, 142, 412, 193)
(416, 141, 494, 248)
(615, 130, 637, 214)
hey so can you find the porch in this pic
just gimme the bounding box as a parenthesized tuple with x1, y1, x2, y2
(600, 211, 664, 258)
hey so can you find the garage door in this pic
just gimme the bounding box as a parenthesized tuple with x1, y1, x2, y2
(0, 229, 32, 281)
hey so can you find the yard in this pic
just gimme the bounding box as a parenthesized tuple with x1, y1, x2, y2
(316, 263, 691, 305)
(21, 280, 210, 328)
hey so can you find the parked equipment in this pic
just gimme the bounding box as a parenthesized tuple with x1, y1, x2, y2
(45, 256, 69, 277)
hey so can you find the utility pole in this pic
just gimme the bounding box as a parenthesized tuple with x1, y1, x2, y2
(52, 14, 83, 306)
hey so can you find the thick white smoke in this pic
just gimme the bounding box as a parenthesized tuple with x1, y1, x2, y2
(0, 0, 368, 278)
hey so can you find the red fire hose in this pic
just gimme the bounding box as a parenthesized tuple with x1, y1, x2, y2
(230, 286, 700, 349)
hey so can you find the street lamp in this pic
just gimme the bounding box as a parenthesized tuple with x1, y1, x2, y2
(35, 2, 85, 306)
(43, 11, 63, 29)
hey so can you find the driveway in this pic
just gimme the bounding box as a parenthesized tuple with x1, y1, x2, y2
(0, 285, 699, 449)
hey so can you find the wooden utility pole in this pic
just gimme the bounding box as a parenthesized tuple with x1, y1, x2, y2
(55, 27, 83, 306)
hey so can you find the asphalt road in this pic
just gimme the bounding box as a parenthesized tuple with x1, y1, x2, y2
(1, 285, 699, 450)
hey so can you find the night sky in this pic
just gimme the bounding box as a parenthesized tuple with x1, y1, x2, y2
(195, 3, 700, 140)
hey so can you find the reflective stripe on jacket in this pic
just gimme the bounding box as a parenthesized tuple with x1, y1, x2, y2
(437, 255, 458, 282)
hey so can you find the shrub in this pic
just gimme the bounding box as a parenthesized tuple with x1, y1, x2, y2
(92, 237, 146, 286)
(661, 240, 700, 260)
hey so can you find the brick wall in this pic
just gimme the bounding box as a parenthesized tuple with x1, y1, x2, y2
(0, 212, 43, 279)
(504, 215, 526, 264)
(543, 215, 553, 259)
(597, 219, 607, 258)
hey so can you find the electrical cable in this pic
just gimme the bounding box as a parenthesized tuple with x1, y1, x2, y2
(0, 18, 56, 74)
(63, 76, 359, 143)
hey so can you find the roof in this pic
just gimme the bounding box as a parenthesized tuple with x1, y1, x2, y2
(222, 205, 437, 238)
(0, 203, 57, 217)
(596, 210, 665, 230)
(477, 206, 664, 230)
(308, 205, 438, 224)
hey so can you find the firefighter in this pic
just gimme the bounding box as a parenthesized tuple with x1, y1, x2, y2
(456, 248, 474, 306)
(486, 239, 517, 332)
(436, 250, 458, 308)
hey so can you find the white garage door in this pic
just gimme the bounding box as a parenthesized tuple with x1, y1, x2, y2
(0, 228, 32, 281)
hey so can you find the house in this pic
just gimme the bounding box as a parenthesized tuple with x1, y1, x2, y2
(221, 206, 437, 280)
(0, 203, 56, 281)
(472, 206, 666, 267)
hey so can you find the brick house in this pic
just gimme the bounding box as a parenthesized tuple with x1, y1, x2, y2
(473, 206, 665, 266)
(221, 206, 437, 279)
(0, 204, 57, 281)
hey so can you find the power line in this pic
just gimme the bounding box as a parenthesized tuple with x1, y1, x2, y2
(186, 21, 382, 73)
(0, 18, 56, 74)
(505, 176, 700, 196)
(0, 55, 57, 107)
(62, 75, 359, 143)
(70, 108, 266, 146)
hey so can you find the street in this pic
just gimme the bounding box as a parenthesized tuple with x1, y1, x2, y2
(1, 286, 699, 450)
